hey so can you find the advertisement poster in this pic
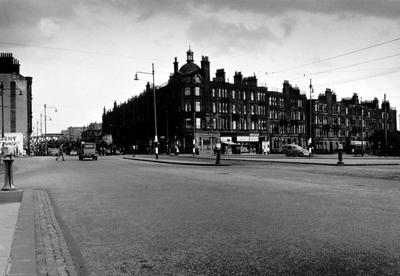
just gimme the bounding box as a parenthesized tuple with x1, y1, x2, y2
(0, 133, 24, 156)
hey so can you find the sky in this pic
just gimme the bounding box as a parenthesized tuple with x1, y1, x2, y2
(0, 0, 399, 133)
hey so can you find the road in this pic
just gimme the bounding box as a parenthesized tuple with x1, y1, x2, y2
(13, 155, 400, 275)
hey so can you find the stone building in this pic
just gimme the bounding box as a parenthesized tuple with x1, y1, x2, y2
(103, 48, 397, 155)
(310, 90, 397, 153)
(0, 53, 33, 154)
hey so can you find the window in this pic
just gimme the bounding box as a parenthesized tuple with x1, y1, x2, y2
(194, 87, 200, 96)
(251, 92, 254, 101)
(232, 120, 237, 130)
(184, 87, 191, 96)
(184, 101, 191, 112)
(185, 118, 192, 128)
(232, 90, 235, 100)
(196, 118, 201, 129)
(212, 103, 216, 113)
(212, 88, 215, 97)
(195, 101, 201, 112)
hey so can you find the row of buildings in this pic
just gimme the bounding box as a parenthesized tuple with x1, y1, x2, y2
(104, 48, 396, 154)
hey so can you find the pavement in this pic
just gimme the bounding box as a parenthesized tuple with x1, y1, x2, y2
(0, 189, 78, 276)
(0, 153, 399, 275)
(125, 152, 400, 166)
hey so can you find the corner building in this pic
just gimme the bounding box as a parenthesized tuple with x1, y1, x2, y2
(103, 49, 308, 154)
(0, 53, 33, 155)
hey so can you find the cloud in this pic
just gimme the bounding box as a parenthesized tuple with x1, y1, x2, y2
(186, 17, 279, 55)
(0, 0, 75, 43)
(38, 18, 61, 38)
(192, 0, 400, 19)
(82, 0, 400, 20)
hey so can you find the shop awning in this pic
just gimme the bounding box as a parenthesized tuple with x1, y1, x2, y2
(221, 137, 237, 145)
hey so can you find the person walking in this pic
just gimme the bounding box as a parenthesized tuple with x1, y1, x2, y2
(56, 144, 65, 161)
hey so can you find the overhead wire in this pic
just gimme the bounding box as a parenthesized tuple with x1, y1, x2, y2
(268, 36, 400, 74)
(0, 41, 170, 63)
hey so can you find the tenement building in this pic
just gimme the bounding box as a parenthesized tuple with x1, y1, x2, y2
(103, 48, 397, 154)
(0, 53, 33, 155)
(310, 90, 397, 153)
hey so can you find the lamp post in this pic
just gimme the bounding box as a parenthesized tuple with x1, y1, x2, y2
(135, 63, 158, 159)
(384, 93, 387, 156)
(44, 104, 57, 156)
(360, 97, 364, 155)
(309, 79, 314, 148)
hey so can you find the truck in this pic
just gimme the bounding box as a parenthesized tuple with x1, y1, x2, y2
(79, 142, 98, 160)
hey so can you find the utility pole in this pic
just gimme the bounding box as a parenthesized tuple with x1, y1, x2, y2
(134, 63, 158, 159)
(361, 97, 364, 154)
(44, 104, 47, 155)
(384, 93, 387, 156)
(309, 79, 313, 146)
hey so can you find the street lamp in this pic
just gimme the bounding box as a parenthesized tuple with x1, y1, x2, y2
(135, 63, 158, 159)
(309, 79, 314, 147)
(44, 104, 57, 156)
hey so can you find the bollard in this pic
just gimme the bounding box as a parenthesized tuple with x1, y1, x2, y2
(216, 149, 221, 165)
(337, 144, 344, 165)
(2, 156, 15, 191)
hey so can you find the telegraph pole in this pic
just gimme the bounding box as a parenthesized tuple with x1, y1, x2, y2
(309, 79, 313, 146)
(384, 94, 387, 156)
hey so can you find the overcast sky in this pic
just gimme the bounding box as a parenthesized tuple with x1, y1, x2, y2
(1, 0, 399, 133)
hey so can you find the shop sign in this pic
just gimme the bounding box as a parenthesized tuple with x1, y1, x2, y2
(237, 136, 259, 142)
(0, 133, 23, 155)
(221, 137, 233, 143)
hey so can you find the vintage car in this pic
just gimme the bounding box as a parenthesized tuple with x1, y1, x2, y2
(281, 144, 311, 157)
(79, 142, 98, 160)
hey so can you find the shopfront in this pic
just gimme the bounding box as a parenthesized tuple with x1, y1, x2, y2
(235, 134, 259, 154)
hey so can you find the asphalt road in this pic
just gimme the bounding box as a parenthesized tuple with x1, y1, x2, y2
(13, 155, 400, 275)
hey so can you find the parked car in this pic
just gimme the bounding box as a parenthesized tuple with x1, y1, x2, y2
(79, 142, 98, 160)
(69, 150, 78, 156)
(282, 144, 311, 157)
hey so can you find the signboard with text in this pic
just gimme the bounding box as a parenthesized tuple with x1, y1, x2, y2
(0, 133, 24, 155)
(237, 136, 259, 142)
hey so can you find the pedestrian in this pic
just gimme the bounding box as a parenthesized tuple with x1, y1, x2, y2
(56, 144, 65, 161)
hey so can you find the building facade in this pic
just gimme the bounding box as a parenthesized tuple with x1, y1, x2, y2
(310, 90, 397, 153)
(0, 53, 33, 155)
(103, 48, 397, 155)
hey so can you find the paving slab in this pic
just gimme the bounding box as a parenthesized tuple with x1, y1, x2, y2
(0, 203, 20, 276)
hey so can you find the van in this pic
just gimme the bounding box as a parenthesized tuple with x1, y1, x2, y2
(79, 142, 98, 160)
(281, 144, 310, 157)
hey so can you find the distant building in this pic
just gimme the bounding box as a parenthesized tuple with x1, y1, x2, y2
(0, 53, 33, 154)
(81, 122, 102, 144)
(61, 126, 85, 140)
(103, 48, 397, 155)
